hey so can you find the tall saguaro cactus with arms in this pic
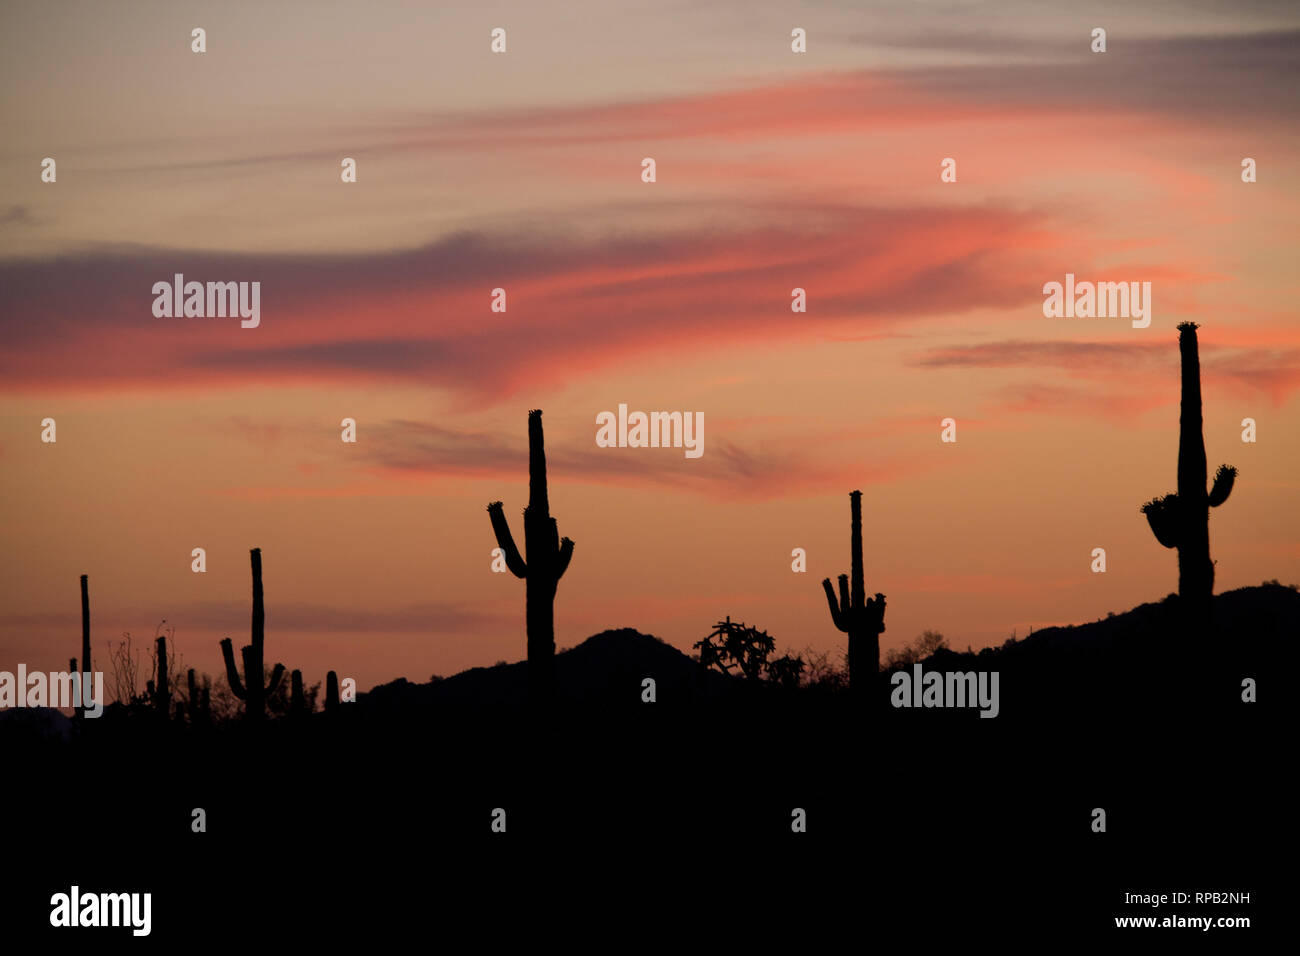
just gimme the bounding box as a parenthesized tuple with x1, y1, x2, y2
(487, 409, 574, 695)
(823, 490, 886, 691)
(220, 548, 286, 722)
(1141, 322, 1236, 623)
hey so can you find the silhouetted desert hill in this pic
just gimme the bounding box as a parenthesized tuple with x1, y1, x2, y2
(894, 584, 1292, 721)
(1003, 584, 1294, 658)
(352, 585, 1294, 722)
(362, 627, 739, 715)
(4, 589, 1286, 943)
(2, 587, 1289, 755)
(0, 705, 73, 742)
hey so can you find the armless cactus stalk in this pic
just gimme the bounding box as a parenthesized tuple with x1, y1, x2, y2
(220, 548, 286, 722)
(1141, 323, 1236, 624)
(147, 635, 171, 717)
(290, 669, 307, 716)
(822, 490, 886, 690)
(77, 575, 91, 719)
(325, 670, 340, 712)
(487, 409, 575, 696)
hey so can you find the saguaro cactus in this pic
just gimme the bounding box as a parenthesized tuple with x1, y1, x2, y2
(822, 490, 886, 690)
(487, 409, 574, 694)
(1141, 322, 1236, 622)
(325, 670, 340, 712)
(68, 657, 80, 715)
(220, 548, 286, 722)
(290, 669, 307, 716)
(76, 575, 91, 719)
(146, 635, 171, 717)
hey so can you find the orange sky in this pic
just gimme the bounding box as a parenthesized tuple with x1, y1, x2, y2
(2, 2, 1298, 696)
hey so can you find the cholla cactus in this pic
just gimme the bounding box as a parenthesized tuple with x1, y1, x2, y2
(695, 617, 777, 680)
(1141, 323, 1236, 621)
(822, 490, 886, 689)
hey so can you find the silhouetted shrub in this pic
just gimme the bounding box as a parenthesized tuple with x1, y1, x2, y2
(695, 617, 805, 687)
(882, 630, 949, 669)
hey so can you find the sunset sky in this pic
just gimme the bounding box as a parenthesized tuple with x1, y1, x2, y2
(2, 1, 1298, 696)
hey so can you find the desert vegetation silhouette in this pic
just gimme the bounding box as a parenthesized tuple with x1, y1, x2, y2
(15, 364, 1290, 739)
(1140, 322, 1236, 627)
(694, 616, 805, 688)
(70, 574, 92, 720)
(487, 409, 574, 699)
(822, 490, 886, 691)
(219, 548, 287, 722)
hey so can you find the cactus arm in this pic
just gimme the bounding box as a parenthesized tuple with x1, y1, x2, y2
(1141, 495, 1181, 549)
(822, 578, 846, 631)
(555, 537, 575, 580)
(837, 574, 851, 615)
(1208, 465, 1236, 507)
(870, 593, 887, 633)
(220, 637, 248, 699)
(266, 663, 286, 697)
(487, 502, 528, 578)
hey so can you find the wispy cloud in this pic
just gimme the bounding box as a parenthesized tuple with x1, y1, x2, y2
(227, 418, 940, 501)
(914, 339, 1300, 407)
(0, 203, 1057, 401)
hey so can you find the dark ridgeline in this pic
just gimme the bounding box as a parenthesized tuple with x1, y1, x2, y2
(1141, 322, 1236, 626)
(146, 635, 170, 718)
(487, 409, 575, 699)
(822, 490, 886, 691)
(220, 547, 287, 722)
